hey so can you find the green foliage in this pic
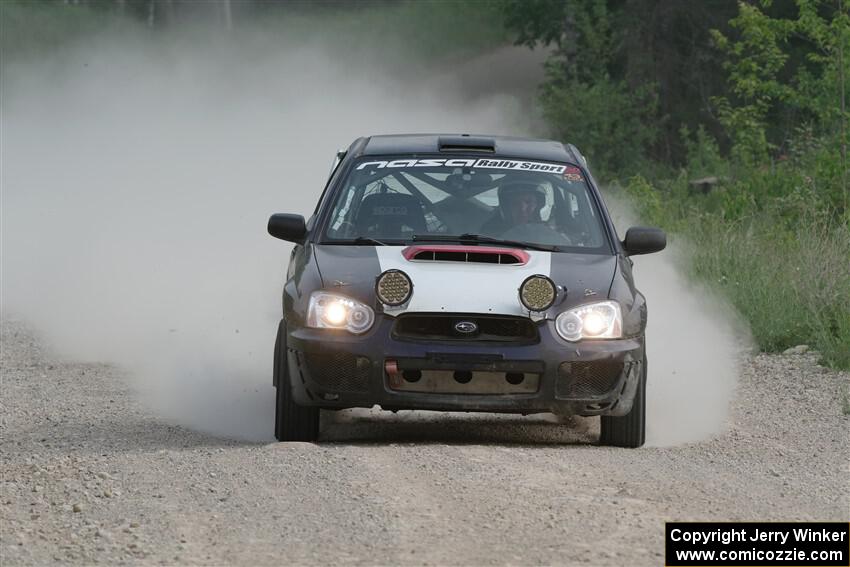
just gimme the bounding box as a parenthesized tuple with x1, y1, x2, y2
(503, 0, 737, 167)
(0, 0, 130, 61)
(541, 73, 657, 176)
(693, 213, 850, 369)
(624, 174, 678, 229)
(501, 0, 569, 49)
(711, 2, 795, 165)
(624, 160, 850, 370)
(681, 125, 729, 180)
(789, 0, 850, 127)
(505, 0, 848, 205)
(613, 2, 850, 368)
(502, 0, 658, 174)
(712, 0, 849, 211)
(502, 0, 616, 83)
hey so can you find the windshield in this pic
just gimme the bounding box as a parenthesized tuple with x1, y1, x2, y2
(321, 155, 610, 253)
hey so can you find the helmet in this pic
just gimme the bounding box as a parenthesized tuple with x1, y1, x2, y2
(497, 181, 546, 221)
(498, 181, 546, 205)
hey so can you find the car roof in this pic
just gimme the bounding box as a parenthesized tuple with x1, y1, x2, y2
(358, 134, 581, 163)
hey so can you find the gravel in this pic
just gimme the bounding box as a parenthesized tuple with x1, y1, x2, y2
(1, 319, 848, 565)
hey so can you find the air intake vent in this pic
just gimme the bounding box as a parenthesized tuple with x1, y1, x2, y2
(402, 245, 529, 265)
(556, 361, 630, 398)
(412, 250, 521, 264)
(438, 135, 495, 153)
(300, 351, 371, 393)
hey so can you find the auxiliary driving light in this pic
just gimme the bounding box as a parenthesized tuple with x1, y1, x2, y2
(376, 269, 413, 306)
(519, 274, 556, 312)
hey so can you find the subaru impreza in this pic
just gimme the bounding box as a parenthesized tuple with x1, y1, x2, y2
(268, 134, 665, 447)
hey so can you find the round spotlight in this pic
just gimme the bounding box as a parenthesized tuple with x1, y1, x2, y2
(376, 269, 413, 306)
(519, 274, 556, 312)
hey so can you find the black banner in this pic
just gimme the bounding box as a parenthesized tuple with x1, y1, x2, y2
(666, 522, 849, 566)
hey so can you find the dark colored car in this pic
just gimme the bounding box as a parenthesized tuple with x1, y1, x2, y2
(268, 134, 665, 447)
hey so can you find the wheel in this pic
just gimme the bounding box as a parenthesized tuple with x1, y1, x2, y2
(599, 355, 646, 448)
(274, 321, 319, 442)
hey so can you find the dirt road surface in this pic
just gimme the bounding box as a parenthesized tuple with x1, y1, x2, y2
(2, 320, 848, 565)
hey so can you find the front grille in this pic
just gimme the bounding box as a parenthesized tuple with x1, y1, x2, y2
(393, 314, 538, 342)
(301, 351, 371, 393)
(556, 361, 628, 398)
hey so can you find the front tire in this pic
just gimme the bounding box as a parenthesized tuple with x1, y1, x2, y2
(599, 355, 646, 448)
(274, 322, 319, 442)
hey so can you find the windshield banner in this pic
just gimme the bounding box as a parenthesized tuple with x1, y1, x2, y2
(356, 158, 567, 174)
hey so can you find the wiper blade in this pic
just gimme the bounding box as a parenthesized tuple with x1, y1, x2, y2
(351, 236, 387, 246)
(412, 233, 558, 252)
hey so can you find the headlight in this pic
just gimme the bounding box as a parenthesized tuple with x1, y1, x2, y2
(555, 301, 622, 341)
(376, 269, 412, 306)
(307, 292, 375, 334)
(519, 274, 556, 312)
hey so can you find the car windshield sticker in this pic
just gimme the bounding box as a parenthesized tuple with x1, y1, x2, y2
(357, 158, 478, 170)
(472, 159, 566, 174)
(356, 158, 568, 174)
(563, 166, 584, 182)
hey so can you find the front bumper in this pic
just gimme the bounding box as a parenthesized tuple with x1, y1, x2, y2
(285, 316, 644, 417)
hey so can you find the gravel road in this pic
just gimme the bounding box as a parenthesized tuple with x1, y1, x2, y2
(2, 319, 848, 565)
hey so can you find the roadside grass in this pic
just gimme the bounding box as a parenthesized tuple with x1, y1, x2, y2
(690, 214, 850, 369)
(621, 173, 850, 370)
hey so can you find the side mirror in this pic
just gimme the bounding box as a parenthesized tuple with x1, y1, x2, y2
(622, 226, 666, 256)
(268, 213, 307, 244)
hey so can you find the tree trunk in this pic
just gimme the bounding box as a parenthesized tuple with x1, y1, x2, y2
(839, 0, 848, 216)
(222, 0, 233, 31)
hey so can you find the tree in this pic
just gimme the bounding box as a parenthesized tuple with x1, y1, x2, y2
(501, 0, 737, 172)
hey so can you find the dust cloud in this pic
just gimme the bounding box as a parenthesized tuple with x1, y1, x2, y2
(1, 26, 532, 441)
(2, 21, 743, 445)
(603, 197, 748, 446)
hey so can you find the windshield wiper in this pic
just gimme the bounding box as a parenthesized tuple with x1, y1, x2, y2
(411, 233, 558, 252)
(351, 236, 388, 246)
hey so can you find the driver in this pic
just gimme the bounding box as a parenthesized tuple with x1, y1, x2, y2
(480, 181, 547, 236)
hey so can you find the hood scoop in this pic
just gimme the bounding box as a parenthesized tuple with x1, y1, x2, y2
(402, 245, 529, 265)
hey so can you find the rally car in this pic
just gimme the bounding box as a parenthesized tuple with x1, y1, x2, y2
(268, 134, 665, 447)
